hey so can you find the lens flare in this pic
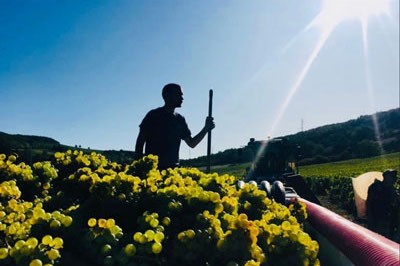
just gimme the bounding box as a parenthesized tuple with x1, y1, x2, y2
(311, 0, 392, 30)
(253, 0, 395, 168)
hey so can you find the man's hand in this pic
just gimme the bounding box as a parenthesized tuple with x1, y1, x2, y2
(205, 116, 215, 131)
(184, 116, 215, 148)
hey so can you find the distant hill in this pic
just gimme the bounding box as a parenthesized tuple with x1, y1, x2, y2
(0, 132, 60, 163)
(0, 132, 60, 150)
(1, 108, 399, 166)
(181, 108, 400, 167)
(0, 132, 134, 164)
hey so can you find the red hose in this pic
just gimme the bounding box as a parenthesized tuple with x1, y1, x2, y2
(300, 198, 400, 266)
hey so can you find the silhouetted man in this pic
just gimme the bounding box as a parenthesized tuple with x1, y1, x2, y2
(135, 83, 215, 170)
(366, 169, 399, 240)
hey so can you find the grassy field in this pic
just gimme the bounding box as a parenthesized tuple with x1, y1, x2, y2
(204, 152, 399, 179)
(200, 162, 251, 178)
(298, 152, 399, 178)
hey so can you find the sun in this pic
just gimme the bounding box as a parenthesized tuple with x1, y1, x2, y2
(311, 0, 393, 31)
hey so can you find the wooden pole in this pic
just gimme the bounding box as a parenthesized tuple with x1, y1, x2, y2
(206, 89, 213, 173)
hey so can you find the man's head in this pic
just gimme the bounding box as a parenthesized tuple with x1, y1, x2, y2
(162, 83, 183, 108)
(382, 169, 398, 186)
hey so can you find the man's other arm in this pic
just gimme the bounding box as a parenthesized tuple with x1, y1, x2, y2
(135, 130, 146, 159)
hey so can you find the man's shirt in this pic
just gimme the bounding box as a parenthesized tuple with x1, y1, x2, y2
(139, 107, 191, 169)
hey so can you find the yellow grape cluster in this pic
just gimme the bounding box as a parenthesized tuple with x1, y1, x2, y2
(0, 154, 75, 265)
(0, 154, 34, 181)
(132, 212, 166, 255)
(83, 217, 132, 265)
(55, 150, 115, 169)
(0, 180, 22, 200)
(0, 151, 320, 265)
(0, 202, 66, 265)
(0, 154, 59, 202)
(8, 235, 63, 265)
(0, 194, 72, 240)
(87, 217, 123, 239)
(32, 162, 58, 180)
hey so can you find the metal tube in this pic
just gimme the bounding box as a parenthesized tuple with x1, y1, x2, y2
(206, 89, 213, 173)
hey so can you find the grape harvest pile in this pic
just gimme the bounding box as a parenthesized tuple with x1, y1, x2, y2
(0, 151, 320, 266)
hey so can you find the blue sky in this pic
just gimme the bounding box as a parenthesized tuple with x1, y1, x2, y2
(0, 0, 399, 159)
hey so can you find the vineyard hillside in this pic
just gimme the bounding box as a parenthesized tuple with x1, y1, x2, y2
(182, 108, 400, 167)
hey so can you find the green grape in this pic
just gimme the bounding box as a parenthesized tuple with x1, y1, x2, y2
(124, 244, 136, 256)
(52, 237, 64, 249)
(33, 208, 46, 219)
(154, 231, 165, 242)
(156, 225, 165, 232)
(15, 240, 26, 249)
(0, 247, 8, 259)
(101, 244, 112, 255)
(8, 155, 17, 162)
(133, 232, 142, 242)
(50, 219, 61, 229)
(144, 230, 155, 241)
(138, 234, 147, 244)
(118, 193, 126, 201)
(29, 259, 43, 266)
(106, 218, 115, 227)
(149, 218, 159, 228)
(61, 216, 73, 227)
(7, 225, 17, 235)
(109, 225, 122, 236)
(21, 245, 33, 256)
(47, 249, 60, 260)
(88, 218, 97, 227)
(186, 229, 195, 239)
(115, 231, 124, 239)
(167, 201, 175, 210)
(144, 214, 152, 223)
(162, 217, 171, 226)
(215, 203, 224, 213)
(44, 212, 52, 220)
(281, 221, 291, 231)
(25, 210, 34, 219)
(151, 242, 162, 254)
(42, 235, 53, 245)
(98, 218, 107, 228)
(51, 211, 61, 219)
(9, 247, 17, 258)
(177, 232, 186, 241)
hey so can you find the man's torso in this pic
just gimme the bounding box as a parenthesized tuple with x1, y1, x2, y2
(140, 107, 191, 169)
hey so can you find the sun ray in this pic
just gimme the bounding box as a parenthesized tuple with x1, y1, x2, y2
(252, 0, 394, 169)
(361, 20, 386, 156)
(254, 26, 333, 162)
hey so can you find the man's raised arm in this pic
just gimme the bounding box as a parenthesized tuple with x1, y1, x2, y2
(184, 117, 215, 148)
